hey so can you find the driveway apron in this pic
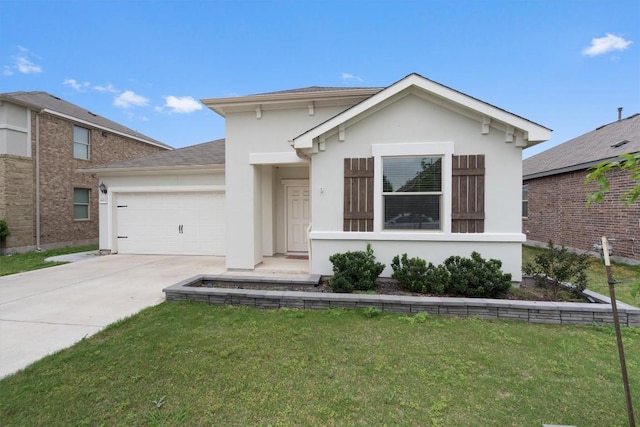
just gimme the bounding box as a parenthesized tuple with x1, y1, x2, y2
(0, 254, 224, 379)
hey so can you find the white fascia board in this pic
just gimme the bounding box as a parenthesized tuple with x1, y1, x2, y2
(292, 79, 417, 149)
(43, 109, 171, 149)
(293, 74, 551, 149)
(201, 88, 381, 117)
(78, 164, 224, 175)
(249, 152, 308, 165)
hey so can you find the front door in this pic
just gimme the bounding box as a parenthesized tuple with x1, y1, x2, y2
(286, 186, 310, 253)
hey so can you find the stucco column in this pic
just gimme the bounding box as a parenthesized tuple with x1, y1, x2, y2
(225, 161, 260, 270)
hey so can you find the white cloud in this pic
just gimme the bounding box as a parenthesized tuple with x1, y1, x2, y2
(341, 72, 363, 83)
(583, 33, 633, 57)
(63, 78, 91, 91)
(113, 90, 149, 108)
(16, 56, 42, 74)
(93, 83, 118, 93)
(4, 46, 42, 75)
(162, 95, 203, 113)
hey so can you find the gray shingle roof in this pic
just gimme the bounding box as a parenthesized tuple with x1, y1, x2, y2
(86, 139, 225, 170)
(523, 113, 640, 179)
(0, 91, 171, 149)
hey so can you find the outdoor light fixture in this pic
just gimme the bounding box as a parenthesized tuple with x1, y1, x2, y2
(99, 182, 107, 194)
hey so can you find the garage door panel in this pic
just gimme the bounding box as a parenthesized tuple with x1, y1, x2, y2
(116, 192, 225, 256)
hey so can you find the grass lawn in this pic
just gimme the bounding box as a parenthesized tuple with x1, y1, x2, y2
(0, 245, 98, 277)
(1, 303, 639, 426)
(523, 244, 640, 307)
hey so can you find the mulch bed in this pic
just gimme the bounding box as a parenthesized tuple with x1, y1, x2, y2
(198, 278, 588, 302)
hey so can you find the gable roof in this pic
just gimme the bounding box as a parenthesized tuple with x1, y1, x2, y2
(81, 139, 225, 174)
(0, 91, 171, 149)
(523, 113, 640, 180)
(291, 73, 551, 150)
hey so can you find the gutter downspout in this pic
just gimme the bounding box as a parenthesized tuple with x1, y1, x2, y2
(35, 111, 41, 250)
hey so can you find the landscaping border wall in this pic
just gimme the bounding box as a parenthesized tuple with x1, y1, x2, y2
(163, 275, 640, 327)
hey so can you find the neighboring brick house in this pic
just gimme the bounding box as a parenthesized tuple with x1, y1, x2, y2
(0, 91, 171, 254)
(523, 113, 640, 262)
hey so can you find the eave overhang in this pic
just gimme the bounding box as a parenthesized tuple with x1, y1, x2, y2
(78, 164, 224, 176)
(201, 88, 382, 117)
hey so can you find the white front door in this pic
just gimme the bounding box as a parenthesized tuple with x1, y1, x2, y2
(286, 186, 310, 253)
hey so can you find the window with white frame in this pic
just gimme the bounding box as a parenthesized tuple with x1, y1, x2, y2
(522, 184, 529, 217)
(73, 126, 90, 159)
(73, 188, 90, 220)
(382, 156, 442, 230)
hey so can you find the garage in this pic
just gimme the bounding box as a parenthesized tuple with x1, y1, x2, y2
(115, 191, 225, 256)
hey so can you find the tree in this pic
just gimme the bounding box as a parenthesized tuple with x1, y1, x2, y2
(584, 152, 640, 206)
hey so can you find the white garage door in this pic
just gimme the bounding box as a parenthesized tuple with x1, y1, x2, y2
(115, 192, 225, 256)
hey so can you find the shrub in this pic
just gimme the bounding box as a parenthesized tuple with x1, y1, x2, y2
(391, 253, 449, 294)
(0, 219, 9, 240)
(328, 244, 385, 293)
(444, 252, 512, 298)
(523, 241, 589, 299)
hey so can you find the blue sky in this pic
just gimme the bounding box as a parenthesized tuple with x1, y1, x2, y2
(1, 0, 638, 157)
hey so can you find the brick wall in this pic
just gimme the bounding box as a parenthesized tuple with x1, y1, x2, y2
(0, 155, 34, 250)
(523, 168, 640, 261)
(2, 111, 168, 253)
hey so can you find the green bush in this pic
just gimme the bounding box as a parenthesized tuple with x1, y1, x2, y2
(0, 219, 10, 240)
(444, 252, 512, 298)
(391, 253, 449, 294)
(328, 244, 385, 293)
(523, 241, 588, 299)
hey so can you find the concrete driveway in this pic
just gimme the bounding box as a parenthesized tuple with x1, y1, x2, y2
(0, 254, 225, 379)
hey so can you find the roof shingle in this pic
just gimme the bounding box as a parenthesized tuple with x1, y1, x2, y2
(87, 139, 225, 170)
(0, 91, 171, 149)
(524, 113, 640, 179)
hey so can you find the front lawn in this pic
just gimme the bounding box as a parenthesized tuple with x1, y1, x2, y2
(0, 245, 98, 277)
(1, 303, 638, 426)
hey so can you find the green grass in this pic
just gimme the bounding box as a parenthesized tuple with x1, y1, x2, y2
(1, 303, 638, 426)
(523, 244, 640, 307)
(0, 245, 98, 277)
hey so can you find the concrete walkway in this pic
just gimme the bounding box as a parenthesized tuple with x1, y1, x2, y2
(0, 254, 225, 379)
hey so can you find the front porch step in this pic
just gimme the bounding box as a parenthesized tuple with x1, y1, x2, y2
(205, 273, 322, 286)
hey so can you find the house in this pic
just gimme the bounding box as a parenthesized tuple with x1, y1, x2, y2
(88, 73, 551, 281)
(0, 91, 171, 254)
(523, 113, 640, 263)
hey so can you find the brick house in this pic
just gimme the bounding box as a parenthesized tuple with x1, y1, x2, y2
(523, 113, 639, 262)
(0, 91, 171, 254)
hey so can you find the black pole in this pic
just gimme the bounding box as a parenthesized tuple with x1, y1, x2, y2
(602, 236, 636, 427)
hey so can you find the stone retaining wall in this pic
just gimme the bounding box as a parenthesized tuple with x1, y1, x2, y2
(164, 275, 640, 327)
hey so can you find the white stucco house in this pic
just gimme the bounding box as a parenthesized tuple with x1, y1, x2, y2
(86, 73, 551, 281)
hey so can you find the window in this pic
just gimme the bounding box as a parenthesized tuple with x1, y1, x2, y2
(522, 184, 529, 217)
(74, 188, 90, 220)
(73, 126, 90, 159)
(382, 156, 442, 230)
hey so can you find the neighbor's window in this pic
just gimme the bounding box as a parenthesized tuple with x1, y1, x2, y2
(383, 156, 442, 230)
(73, 126, 90, 159)
(522, 184, 529, 217)
(73, 188, 90, 220)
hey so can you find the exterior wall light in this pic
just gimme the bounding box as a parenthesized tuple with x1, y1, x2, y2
(99, 182, 107, 194)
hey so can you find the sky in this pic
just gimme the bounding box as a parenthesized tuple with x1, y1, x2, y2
(1, 0, 638, 158)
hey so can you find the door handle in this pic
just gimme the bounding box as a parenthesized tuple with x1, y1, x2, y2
(178, 224, 184, 234)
